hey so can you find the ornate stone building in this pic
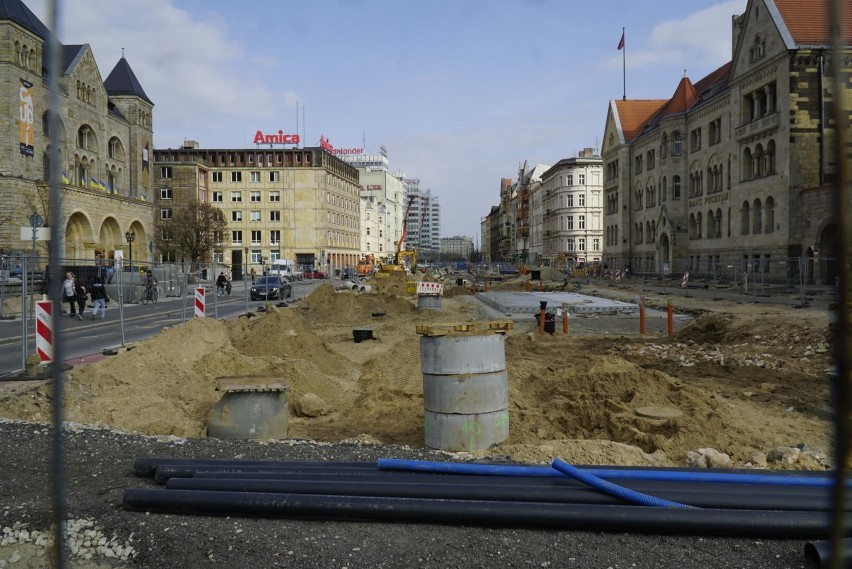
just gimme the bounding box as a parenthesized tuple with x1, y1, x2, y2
(602, 0, 851, 284)
(0, 0, 155, 264)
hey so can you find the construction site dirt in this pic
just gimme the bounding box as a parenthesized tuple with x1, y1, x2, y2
(0, 274, 843, 568)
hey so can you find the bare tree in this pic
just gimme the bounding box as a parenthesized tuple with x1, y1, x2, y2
(152, 200, 229, 267)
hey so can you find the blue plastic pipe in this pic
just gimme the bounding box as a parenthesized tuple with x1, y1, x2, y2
(550, 458, 694, 509)
(377, 458, 849, 488)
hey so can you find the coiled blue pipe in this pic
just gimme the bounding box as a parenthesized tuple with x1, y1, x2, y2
(550, 458, 694, 509)
(377, 458, 848, 488)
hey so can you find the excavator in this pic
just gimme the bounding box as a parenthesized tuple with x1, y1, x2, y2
(356, 254, 376, 276)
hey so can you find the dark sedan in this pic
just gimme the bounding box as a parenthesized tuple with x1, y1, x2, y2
(249, 276, 292, 301)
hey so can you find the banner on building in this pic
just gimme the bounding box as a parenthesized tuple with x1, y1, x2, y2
(19, 78, 34, 157)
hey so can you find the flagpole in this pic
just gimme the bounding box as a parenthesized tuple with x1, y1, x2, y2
(622, 27, 626, 101)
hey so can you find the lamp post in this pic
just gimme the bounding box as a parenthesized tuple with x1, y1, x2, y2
(244, 247, 249, 314)
(125, 230, 136, 274)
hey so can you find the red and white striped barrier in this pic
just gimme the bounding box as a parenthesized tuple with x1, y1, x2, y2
(416, 282, 444, 296)
(36, 300, 53, 362)
(194, 287, 206, 318)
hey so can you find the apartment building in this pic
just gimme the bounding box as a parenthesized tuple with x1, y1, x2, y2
(153, 143, 360, 276)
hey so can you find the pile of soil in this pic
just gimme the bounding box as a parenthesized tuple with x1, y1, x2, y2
(0, 284, 835, 469)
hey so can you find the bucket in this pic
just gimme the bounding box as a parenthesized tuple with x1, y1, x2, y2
(207, 389, 290, 440)
(417, 294, 442, 310)
(418, 332, 509, 452)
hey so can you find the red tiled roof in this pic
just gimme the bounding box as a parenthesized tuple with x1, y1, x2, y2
(666, 77, 698, 115)
(614, 99, 667, 142)
(694, 62, 731, 94)
(773, 0, 852, 45)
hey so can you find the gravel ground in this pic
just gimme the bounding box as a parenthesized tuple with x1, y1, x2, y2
(0, 419, 830, 569)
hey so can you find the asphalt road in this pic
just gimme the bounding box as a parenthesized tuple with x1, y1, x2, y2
(0, 278, 326, 378)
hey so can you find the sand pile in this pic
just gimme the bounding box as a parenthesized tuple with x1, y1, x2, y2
(0, 284, 835, 468)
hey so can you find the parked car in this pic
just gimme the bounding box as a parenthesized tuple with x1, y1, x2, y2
(303, 269, 328, 279)
(341, 268, 357, 280)
(249, 276, 292, 301)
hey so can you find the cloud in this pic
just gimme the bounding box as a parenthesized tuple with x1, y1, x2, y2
(604, 1, 746, 71)
(29, 0, 298, 147)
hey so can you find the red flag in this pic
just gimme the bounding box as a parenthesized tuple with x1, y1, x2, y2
(617, 31, 625, 50)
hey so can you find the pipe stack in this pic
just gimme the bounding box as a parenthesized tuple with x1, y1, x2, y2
(124, 457, 851, 563)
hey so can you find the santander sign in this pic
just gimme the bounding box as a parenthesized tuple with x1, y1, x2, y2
(253, 130, 300, 145)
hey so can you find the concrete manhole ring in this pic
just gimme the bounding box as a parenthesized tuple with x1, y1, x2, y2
(635, 405, 683, 420)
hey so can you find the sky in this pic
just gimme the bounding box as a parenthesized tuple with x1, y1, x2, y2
(27, 0, 747, 240)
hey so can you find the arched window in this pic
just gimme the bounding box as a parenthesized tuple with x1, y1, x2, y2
(753, 198, 763, 233)
(741, 201, 751, 234)
(765, 196, 775, 233)
(715, 209, 723, 238)
(673, 176, 681, 199)
(661, 133, 668, 159)
(753, 144, 765, 177)
(672, 131, 683, 156)
(688, 214, 696, 240)
(696, 212, 703, 239)
(661, 177, 667, 202)
(742, 148, 753, 180)
(766, 140, 776, 174)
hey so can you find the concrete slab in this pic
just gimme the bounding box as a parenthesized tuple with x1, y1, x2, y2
(476, 291, 639, 316)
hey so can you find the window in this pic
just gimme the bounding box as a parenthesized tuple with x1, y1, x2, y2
(672, 176, 681, 199)
(212, 191, 223, 202)
(366, 227, 371, 235)
(578, 174, 585, 185)
(661, 133, 668, 159)
(250, 191, 261, 202)
(646, 150, 655, 170)
(160, 187, 172, 200)
(672, 131, 683, 156)
(251, 230, 262, 245)
(160, 208, 172, 220)
(269, 171, 280, 182)
(160, 166, 172, 179)
(231, 191, 242, 202)
(250, 171, 261, 183)
(593, 238, 600, 251)
(709, 118, 722, 145)
(231, 171, 242, 183)
(212, 172, 223, 183)
(250, 211, 261, 222)
(269, 191, 280, 202)
(566, 174, 573, 186)
(690, 128, 702, 151)
(251, 250, 262, 264)
(270, 230, 280, 244)
(567, 216, 574, 230)
(578, 237, 586, 251)
(579, 215, 586, 229)
(232, 211, 243, 222)
(232, 230, 242, 244)
(566, 194, 574, 207)
(634, 155, 643, 174)
(270, 210, 281, 222)
(578, 194, 585, 207)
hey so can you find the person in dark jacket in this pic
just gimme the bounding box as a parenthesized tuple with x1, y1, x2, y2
(89, 275, 108, 320)
(74, 278, 88, 319)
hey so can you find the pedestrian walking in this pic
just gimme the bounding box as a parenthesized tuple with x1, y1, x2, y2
(90, 275, 108, 320)
(249, 267, 256, 284)
(74, 278, 88, 320)
(216, 271, 227, 297)
(62, 272, 80, 319)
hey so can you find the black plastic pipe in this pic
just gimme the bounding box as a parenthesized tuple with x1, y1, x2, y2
(163, 477, 851, 512)
(185, 471, 851, 501)
(122, 488, 852, 539)
(134, 457, 368, 477)
(804, 538, 852, 568)
(153, 464, 385, 484)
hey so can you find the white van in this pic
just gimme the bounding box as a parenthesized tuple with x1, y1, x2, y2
(268, 259, 302, 280)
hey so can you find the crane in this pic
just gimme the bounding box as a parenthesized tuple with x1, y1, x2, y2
(379, 194, 418, 274)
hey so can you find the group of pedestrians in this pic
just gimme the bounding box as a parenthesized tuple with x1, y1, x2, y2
(62, 272, 109, 320)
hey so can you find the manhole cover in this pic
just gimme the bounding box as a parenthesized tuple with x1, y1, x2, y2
(635, 405, 682, 419)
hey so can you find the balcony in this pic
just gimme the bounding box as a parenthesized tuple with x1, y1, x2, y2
(734, 112, 780, 142)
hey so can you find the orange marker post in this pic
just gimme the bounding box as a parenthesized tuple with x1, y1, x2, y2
(667, 300, 674, 336)
(562, 304, 569, 335)
(639, 296, 646, 336)
(539, 308, 546, 335)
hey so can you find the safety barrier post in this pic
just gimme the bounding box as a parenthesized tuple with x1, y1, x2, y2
(194, 287, 206, 318)
(639, 296, 646, 336)
(562, 303, 569, 335)
(538, 301, 546, 335)
(35, 299, 53, 362)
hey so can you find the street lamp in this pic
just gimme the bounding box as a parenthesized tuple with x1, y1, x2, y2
(125, 230, 136, 273)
